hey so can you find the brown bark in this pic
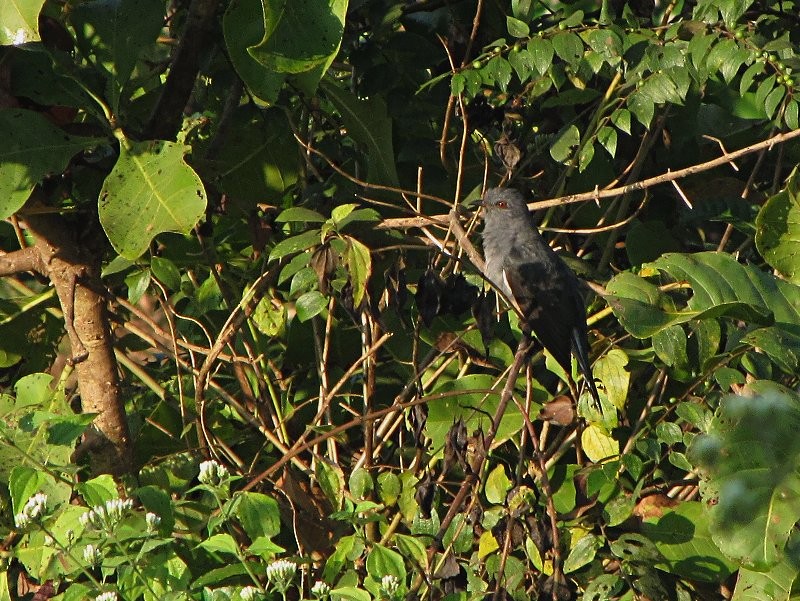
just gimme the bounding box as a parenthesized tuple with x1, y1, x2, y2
(24, 213, 132, 476)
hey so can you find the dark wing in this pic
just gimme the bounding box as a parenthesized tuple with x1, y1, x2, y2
(502, 250, 577, 374)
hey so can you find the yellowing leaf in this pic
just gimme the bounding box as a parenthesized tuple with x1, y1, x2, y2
(582, 424, 619, 463)
(344, 236, 372, 307)
(594, 349, 630, 410)
(478, 531, 500, 558)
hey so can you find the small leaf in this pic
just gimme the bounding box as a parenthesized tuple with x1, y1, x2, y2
(366, 544, 406, 581)
(755, 171, 800, 284)
(235, 492, 280, 540)
(478, 531, 500, 558)
(295, 290, 328, 322)
(150, 256, 181, 290)
(764, 86, 785, 120)
(377, 473, 401, 506)
(506, 16, 530, 38)
(349, 468, 373, 500)
(275, 207, 327, 223)
(485, 464, 511, 504)
(316, 460, 345, 510)
(611, 108, 632, 134)
(564, 534, 602, 573)
(344, 236, 372, 307)
(552, 31, 583, 67)
(197, 533, 239, 555)
(528, 37, 554, 75)
(594, 349, 629, 410)
(597, 126, 618, 157)
(331, 203, 358, 224)
(268, 229, 321, 261)
(582, 424, 619, 463)
(550, 124, 580, 163)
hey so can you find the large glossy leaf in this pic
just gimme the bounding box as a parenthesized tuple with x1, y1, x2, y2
(320, 79, 399, 186)
(756, 168, 800, 285)
(248, 0, 348, 80)
(0, 109, 101, 220)
(99, 139, 207, 259)
(223, 0, 285, 103)
(70, 0, 164, 112)
(642, 502, 737, 582)
(0, 0, 44, 45)
(688, 385, 800, 570)
(606, 252, 800, 338)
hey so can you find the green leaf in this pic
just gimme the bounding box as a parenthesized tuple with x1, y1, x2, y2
(9, 466, 46, 516)
(223, 0, 285, 103)
(642, 502, 736, 582)
(295, 290, 328, 322)
(76, 475, 117, 507)
(739, 62, 762, 95)
(344, 236, 371, 307)
(563, 534, 602, 573)
(269, 229, 321, 261)
(733, 559, 798, 601)
(764, 86, 785, 120)
(0, 109, 101, 220)
(628, 90, 655, 127)
(275, 207, 327, 223)
(197, 533, 240, 555)
(484, 464, 511, 504)
(606, 252, 799, 339)
(550, 124, 580, 163)
(320, 79, 399, 185)
(316, 460, 345, 510)
(330, 587, 371, 601)
(597, 125, 617, 157)
(235, 492, 280, 540)
(366, 543, 406, 581)
(551, 32, 583, 67)
(377, 473, 401, 506)
(124, 267, 151, 304)
(508, 47, 535, 82)
(785, 100, 800, 130)
(594, 348, 629, 410)
(349, 468, 373, 500)
(506, 16, 529, 38)
(582, 424, 619, 463)
(611, 107, 632, 134)
(248, 0, 348, 77)
(486, 56, 513, 92)
(743, 327, 800, 374)
(689, 387, 800, 570)
(70, 0, 164, 113)
(528, 37, 554, 75)
(0, 1, 44, 45)
(99, 139, 207, 260)
(150, 256, 181, 291)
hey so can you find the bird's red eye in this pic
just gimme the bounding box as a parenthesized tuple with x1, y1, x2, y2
(497, 201, 507, 208)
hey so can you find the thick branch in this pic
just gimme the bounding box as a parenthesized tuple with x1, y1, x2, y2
(143, 0, 220, 140)
(24, 213, 132, 476)
(0, 246, 45, 276)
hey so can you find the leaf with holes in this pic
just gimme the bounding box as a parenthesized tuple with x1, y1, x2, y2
(99, 139, 207, 260)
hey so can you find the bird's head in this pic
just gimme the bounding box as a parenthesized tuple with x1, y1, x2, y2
(481, 188, 530, 220)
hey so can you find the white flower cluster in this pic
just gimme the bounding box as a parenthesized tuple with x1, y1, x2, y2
(198, 460, 230, 486)
(83, 544, 102, 567)
(14, 493, 48, 529)
(95, 592, 117, 601)
(145, 512, 161, 532)
(265, 559, 297, 593)
(80, 498, 134, 531)
(240, 585, 261, 601)
(380, 574, 400, 597)
(311, 580, 331, 598)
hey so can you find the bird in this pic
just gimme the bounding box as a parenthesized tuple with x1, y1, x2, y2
(480, 187, 601, 409)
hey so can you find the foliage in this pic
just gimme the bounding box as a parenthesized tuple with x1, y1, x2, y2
(1, 0, 800, 600)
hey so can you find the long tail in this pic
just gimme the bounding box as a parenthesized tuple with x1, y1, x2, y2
(570, 327, 601, 410)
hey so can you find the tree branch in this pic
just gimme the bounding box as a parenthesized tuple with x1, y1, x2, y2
(0, 246, 45, 277)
